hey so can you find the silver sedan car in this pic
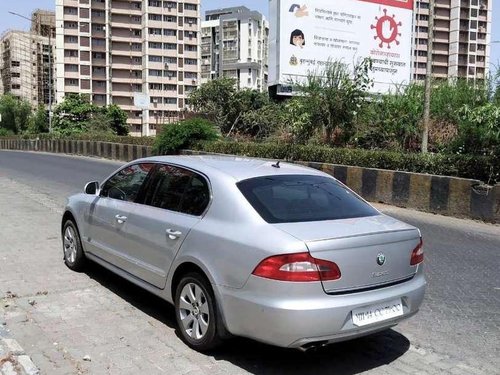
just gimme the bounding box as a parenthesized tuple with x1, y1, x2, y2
(61, 156, 426, 351)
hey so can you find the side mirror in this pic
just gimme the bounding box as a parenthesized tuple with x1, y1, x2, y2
(84, 181, 100, 195)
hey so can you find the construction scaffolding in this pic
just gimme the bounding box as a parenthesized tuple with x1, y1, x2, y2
(0, 10, 55, 109)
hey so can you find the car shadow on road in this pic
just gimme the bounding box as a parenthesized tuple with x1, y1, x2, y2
(85, 262, 410, 375)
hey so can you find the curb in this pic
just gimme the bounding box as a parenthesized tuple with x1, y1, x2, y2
(0, 326, 39, 375)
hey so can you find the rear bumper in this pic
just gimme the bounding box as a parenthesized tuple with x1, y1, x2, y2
(218, 268, 426, 348)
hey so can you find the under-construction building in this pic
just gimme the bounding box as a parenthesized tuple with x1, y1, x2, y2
(0, 10, 55, 108)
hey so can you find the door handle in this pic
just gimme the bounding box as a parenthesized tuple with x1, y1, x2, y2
(166, 229, 182, 240)
(115, 214, 127, 224)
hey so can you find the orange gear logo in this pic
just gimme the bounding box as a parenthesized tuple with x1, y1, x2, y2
(371, 9, 402, 49)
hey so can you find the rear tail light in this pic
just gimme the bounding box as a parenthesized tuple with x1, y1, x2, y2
(252, 252, 341, 282)
(410, 238, 424, 265)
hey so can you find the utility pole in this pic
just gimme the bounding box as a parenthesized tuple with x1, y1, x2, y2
(422, 0, 434, 154)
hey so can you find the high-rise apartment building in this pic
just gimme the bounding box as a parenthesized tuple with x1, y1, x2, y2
(0, 10, 55, 108)
(201, 7, 269, 91)
(412, 0, 492, 81)
(56, 0, 201, 136)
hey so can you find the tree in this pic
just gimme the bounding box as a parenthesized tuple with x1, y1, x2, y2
(0, 95, 32, 134)
(29, 106, 49, 134)
(0, 95, 17, 134)
(153, 118, 219, 155)
(106, 104, 129, 136)
(189, 78, 238, 131)
(52, 94, 95, 135)
(52, 94, 129, 136)
(294, 58, 373, 144)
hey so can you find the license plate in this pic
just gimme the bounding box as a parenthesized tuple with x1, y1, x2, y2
(352, 299, 403, 327)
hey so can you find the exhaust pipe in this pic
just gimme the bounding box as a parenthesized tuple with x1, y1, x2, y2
(298, 340, 329, 352)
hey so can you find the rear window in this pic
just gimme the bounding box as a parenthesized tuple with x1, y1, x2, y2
(237, 175, 378, 223)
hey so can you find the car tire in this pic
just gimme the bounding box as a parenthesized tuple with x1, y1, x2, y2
(62, 219, 86, 271)
(175, 272, 222, 352)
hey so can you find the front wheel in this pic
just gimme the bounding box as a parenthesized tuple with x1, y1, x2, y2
(62, 220, 86, 271)
(175, 273, 222, 351)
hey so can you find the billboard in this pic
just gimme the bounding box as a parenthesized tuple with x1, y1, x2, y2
(269, 0, 414, 94)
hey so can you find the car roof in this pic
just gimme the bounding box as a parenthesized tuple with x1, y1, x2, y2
(138, 155, 327, 182)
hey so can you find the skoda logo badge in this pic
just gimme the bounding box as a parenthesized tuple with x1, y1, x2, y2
(376, 253, 386, 266)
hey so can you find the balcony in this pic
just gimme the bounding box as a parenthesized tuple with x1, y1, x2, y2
(63, 28, 79, 36)
(91, 0, 105, 9)
(110, 1, 142, 16)
(92, 57, 106, 66)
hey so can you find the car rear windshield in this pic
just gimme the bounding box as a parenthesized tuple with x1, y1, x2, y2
(237, 175, 378, 223)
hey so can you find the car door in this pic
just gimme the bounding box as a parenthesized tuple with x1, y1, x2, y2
(85, 163, 155, 272)
(120, 163, 210, 289)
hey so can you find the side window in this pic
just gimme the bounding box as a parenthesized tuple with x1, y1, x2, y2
(100, 163, 154, 202)
(180, 174, 210, 216)
(146, 164, 210, 215)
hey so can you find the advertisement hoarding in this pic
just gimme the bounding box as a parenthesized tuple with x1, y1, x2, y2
(269, 0, 414, 94)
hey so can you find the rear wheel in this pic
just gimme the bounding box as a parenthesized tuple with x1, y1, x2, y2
(175, 272, 221, 351)
(62, 220, 86, 271)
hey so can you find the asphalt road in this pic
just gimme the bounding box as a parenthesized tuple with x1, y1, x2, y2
(0, 150, 499, 373)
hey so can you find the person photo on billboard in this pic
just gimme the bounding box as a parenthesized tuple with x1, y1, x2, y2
(290, 29, 305, 48)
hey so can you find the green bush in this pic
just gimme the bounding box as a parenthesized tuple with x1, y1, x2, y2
(192, 141, 499, 184)
(153, 118, 219, 155)
(0, 128, 14, 137)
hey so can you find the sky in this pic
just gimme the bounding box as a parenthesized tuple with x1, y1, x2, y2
(0, 0, 498, 73)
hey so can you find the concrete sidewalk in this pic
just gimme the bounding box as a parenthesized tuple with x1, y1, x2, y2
(0, 176, 496, 375)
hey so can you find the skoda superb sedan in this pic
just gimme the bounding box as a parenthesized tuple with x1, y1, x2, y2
(61, 156, 426, 351)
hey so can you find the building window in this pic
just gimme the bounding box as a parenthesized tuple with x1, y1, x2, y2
(65, 50, 79, 57)
(149, 69, 163, 77)
(185, 45, 197, 52)
(149, 55, 162, 62)
(92, 24, 105, 32)
(164, 98, 177, 105)
(65, 36, 78, 43)
(91, 10, 105, 17)
(164, 1, 176, 8)
(65, 21, 78, 29)
(149, 42, 162, 49)
(149, 28, 162, 35)
(164, 15, 177, 22)
(11, 61, 20, 67)
(185, 58, 197, 65)
(92, 38, 105, 46)
(164, 56, 177, 64)
(185, 3, 197, 11)
(164, 43, 177, 50)
(149, 14, 162, 21)
(164, 29, 177, 36)
(184, 72, 197, 79)
(148, 0, 161, 7)
(64, 7, 78, 15)
(65, 79, 78, 86)
(65, 64, 79, 72)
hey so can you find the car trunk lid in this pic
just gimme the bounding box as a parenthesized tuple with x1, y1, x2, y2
(274, 214, 421, 294)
